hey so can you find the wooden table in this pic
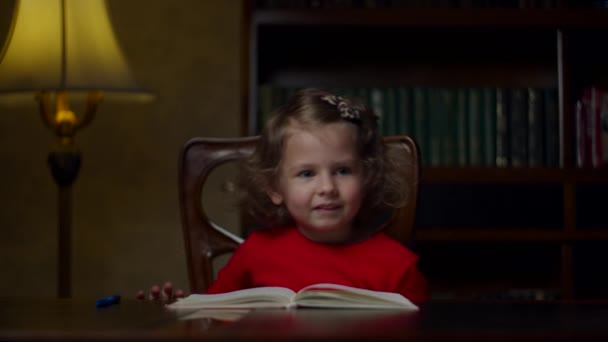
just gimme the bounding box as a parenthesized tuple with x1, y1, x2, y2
(2, 298, 608, 340)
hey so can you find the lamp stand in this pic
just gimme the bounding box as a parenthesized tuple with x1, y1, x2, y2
(48, 148, 80, 298)
(37, 91, 102, 298)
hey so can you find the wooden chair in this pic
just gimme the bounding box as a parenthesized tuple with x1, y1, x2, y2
(178, 135, 420, 294)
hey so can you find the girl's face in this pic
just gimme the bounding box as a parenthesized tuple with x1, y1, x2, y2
(268, 122, 363, 243)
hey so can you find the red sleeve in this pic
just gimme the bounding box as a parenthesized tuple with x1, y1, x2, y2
(396, 256, 429, 304)
(205, 240, 253, 294)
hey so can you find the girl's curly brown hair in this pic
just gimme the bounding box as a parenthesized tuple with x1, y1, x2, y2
(238, 88, 411, 234)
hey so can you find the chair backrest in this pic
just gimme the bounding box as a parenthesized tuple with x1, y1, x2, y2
(178, 135, 419, 294)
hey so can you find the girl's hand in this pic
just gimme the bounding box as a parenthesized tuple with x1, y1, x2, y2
(136, 281, 185, 303)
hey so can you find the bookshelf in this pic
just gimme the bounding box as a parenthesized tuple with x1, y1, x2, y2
(242, 2, 608, 301)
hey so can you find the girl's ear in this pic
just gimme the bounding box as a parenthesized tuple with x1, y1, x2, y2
(265, 177, 283, 205)
(267, 189, 283, 206)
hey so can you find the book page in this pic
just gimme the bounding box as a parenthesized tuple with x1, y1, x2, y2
(294, 283, 418, 310)
(167, 287, 296, 309)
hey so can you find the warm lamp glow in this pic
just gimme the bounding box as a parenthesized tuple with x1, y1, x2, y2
(0, 0, 149, 96)
(0, 0, 152, 298)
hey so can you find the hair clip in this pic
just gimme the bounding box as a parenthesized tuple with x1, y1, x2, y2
(320, 95, 360, 121)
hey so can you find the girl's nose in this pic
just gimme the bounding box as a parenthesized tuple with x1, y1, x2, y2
(318, 172, 337, 196)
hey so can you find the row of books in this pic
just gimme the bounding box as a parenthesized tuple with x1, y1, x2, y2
(257, 85, 560, 167)
(576, 86, 608, 168)
(255, 0, 602, 9)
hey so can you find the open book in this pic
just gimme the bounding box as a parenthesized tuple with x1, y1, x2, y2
(166, 283, 418, 311)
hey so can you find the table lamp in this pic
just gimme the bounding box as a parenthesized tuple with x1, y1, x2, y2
(0, 0, 152, 298)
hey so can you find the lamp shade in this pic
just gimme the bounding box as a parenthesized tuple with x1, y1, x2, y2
(0, 0, 150, 97)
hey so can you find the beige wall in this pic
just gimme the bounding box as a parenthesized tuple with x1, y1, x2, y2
(0, 0, 243, 297)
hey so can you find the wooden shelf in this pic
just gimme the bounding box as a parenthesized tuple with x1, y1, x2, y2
(415, 228, 608, 242)
(254, 8, 608, 28)
(420, 167, 608, 183)
(246, 4, 608, 301)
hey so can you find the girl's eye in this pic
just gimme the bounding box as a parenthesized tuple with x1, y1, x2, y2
(336, 167, 352, 175)
(297, 170, 313, 178)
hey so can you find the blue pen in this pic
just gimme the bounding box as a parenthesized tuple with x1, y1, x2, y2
(96, 294, 121, 308)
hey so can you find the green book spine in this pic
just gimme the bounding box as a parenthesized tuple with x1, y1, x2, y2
(442, 88, 457, 166)
(428, 88, 443, 166)
(413, 87, 429, 166)
(354, 87, 371, 111)
(335, 87, 359, 106)
(527, 87, 544, 167)
(333, 86, 349, 97)
(510, 88, 528, 167)
(496, 88, 510, 167)
(396, 86, 412, 135)
(468, 87, 482, 166)
(371, 87, 387, 136)
(456, 88, 468, 167)
(482, 87, 497, 166)
(384, 87, 398, 136)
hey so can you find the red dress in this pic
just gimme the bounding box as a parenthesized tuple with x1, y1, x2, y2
(207, 226, 429, 304)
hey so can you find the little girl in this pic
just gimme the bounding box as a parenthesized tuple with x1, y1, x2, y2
(142, 88, 428, 304)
